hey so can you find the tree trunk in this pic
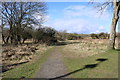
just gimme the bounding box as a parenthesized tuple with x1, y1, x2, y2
(6, 36, 10, 44)
(108, 0, 120, 49)
(2, 35, 6, 44)
(23, 39, 25, 44)
(10, 36, 13, 43)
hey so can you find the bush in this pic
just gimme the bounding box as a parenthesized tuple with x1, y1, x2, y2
(33, 27, 57, 45)
(67, 33, 82, 40)
(55, 30, 68, 41)
(98, 33, 109, 39)
(22, 28, 33, 43)
(91, 33, 99, 39)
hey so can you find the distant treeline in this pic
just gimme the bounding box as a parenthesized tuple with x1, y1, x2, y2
(56, 32, 120, 40)
(90, 33, 120, 39)
(56, 32, 110, 40)
(90, 33, 109, 39)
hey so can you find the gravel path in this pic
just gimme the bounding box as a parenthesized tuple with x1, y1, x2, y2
(35, 47, 68, 79)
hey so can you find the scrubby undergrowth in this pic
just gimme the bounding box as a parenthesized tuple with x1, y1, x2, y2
(63, 39, 108, 58)
(2, 44, 52, 73)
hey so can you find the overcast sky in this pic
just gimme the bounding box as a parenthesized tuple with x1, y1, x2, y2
(43, 2, 117, 34)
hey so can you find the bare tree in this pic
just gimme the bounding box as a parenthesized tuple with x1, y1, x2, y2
(91, 0, 120, 49)
(109, 0, 120, 49)
(0, 2, 47, 44)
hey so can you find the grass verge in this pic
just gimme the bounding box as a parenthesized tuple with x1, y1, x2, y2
(62, 49, 118, 78)
(2, 46, 55, 80)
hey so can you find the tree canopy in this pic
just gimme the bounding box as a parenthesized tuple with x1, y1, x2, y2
(0, 2, 47, 44)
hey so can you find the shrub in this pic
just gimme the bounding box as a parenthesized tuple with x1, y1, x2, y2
(33, 27, 57, 45)
(91, 33, 99, 39)
(98, 33, 109, 39)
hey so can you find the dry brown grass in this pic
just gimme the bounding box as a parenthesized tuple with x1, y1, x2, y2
(2, 44, 53, 71)
(24, 39, 34, 43)
(63, 39, 108, 58)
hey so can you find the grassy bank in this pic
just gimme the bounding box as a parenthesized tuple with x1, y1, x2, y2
(63, 49, 118, 78)
(2, 46, 55, 79)
(60, 40, 118, 78)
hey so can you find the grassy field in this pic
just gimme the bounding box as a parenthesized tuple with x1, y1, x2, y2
(2, 45, 54, 79)
(61, 39, 119, 78)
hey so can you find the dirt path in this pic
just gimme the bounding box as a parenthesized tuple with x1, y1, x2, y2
(35, 47, 68, 78)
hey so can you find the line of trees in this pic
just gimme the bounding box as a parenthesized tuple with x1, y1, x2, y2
(2, 25, 57, 45)
(0, 2, 47, 44)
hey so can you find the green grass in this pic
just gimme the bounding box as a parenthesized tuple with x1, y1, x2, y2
(2, 47, 55, 80)
(63, 49, 119, 78)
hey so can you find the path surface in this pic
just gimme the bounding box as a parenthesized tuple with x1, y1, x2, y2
(36, 47, 68, 78)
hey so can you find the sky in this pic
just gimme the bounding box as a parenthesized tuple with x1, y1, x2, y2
(1, 2, 119, 34)
(42, 2, 119, 34)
